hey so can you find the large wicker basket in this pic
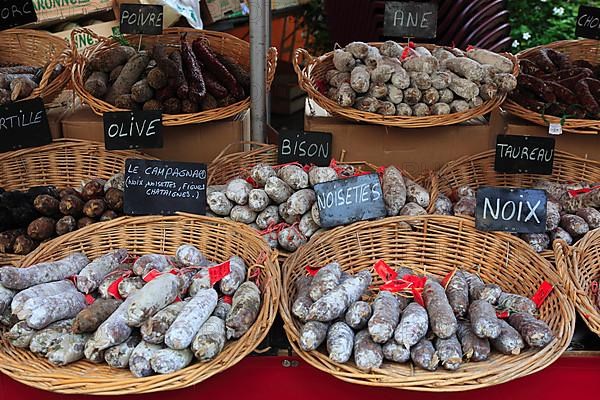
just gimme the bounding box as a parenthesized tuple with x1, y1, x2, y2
(0, 214, 280, 395)
(72, 28, 277, 126)
(435, 149, 600, 261)
(0, 138, 158, 267)
(0, 29, 70, 103)
(280, 215, 575, 391)
(503, 39, 600, 135)
(293, 44, 518, 128)
(554, 229, 600, 337)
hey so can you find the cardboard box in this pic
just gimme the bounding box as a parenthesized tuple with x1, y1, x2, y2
(272, 0, 299, 10)
(202, 0, 241, 25)
(61, 106, 250, 163)
(304, 100, 502, 177)
(31, 0, 113, 27)
(53, 20, 119, 51)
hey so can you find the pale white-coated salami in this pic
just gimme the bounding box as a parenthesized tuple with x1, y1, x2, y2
(457, 321, 490, 362)
(191, 315, 226, 361)
(286, 189, 316, 216)
(29, 319, 73, 356)
(151, 347, 193, 374)
(299, 212, 320, 237)
(126, 273, 180, 327)
(508, 312, 554, 348)
(308, 167, 338, 186)
(141, 300, 187, 344)
(47, 332, 91, 366)
(11, 280, 76, 315)
(411, 338, 439, 371)
(248, 189, 270, 212)
(368, 291, 400, 343)
(344, 301, 372, 330)
(423, 279, 458, 339)
(278, 165, 309, 190)
(394, 302, 428, 349)
(225, 179, 253, 205)
(469, 300, 501, 339)
(292, 276, 313, 322)
(278, 227, 307, 252)
(382, 339, 410, 363)
(382, 166, 407, 216)
(404, 177, 430, 208)
(445, 270, 469, 318)
(207, 191, 233, 216)
(230, 205, 258, 223)
(5, 320, 36, 348)
(129, 341, 163, 378)
(264, 176, 294, 204)
(212, 297, 232, 320)
(220, 256, 247, 295)
(226, 281, 261, 339)
(25, 290, 86, 329)
(176, 244, 207, 267)
(76, 249, 128, 293)
(496, 293, 537, 315)
(354, 329, 383, 372)
(0, 283, 15, 314)
(434, 334, 462, 371)
(491, 319, 525, 355)
(132, 254, 179, 276)
(118, 276, 145, 298)
(0, 253, 89, 290)
(299, 320, 329, 351)
(309, 262, 341, 301)
(256, 205, 280, 229)
(326, 321, 354, 363)
(250, 163, 276, 186)
(165, 288, 218, 349)
(105, 334, 142, 368)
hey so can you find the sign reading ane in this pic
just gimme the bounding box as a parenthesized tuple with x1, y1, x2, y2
(278, 131, 332, 167)
(475, 187, 547, 233)
(0, 0, 37, 30)
(314, 174, 386, 229)
(383, 1, 438, 39)
(104, 110, 163, 150)
(576, 5, 600, 40)
(0, 98, 51, 153)
(494, 135, 555, 175)
(119, 3, 163, 35)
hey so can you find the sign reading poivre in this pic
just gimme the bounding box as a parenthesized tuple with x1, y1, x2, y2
(383, 1, 438, 39)
(119, 3, 163, 35)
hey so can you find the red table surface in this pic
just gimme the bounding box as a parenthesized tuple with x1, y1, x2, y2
(0, 354, 598, 400)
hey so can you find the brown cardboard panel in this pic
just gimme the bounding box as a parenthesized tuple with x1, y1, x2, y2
(61, 106, 249, 163)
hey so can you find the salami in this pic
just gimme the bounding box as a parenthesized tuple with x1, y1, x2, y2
(5, 321, 36, 348)
(326, 321, 354, 363)
(464, 272, 502, 303)
(11, 280, 77, 315)
(434, 334, 462, 371)
(469, 300, 501, 339)
(126, 273, 180, 327)
(225, 281, 261, 339)
(491, 319, 525, 355)
(212, 297, 232, 320)
(508, 312, 554, 348)
(496, 293, 537, 315)
(118, 276, 145, 299)
(220, 256, 247, 295)
(445, 270, 469, 318)
(132, 254, 180, 276)
(104, 334, 142, 368)
(354, 330, 383, 372)
(368, 291, 400, 343)
(129, 341, 163, 378)
(175, 244, 207, 267)
(299, 320, 329, 351)
(29, 319, 73, 355)
(309, 262, 342, 301)
(410, 338, 439, 371)
(98, 264, 132, 299)
(151, 347, 193, 374)
(73, 298, 122, 333)
(394, 302, 428, 349)
(292, 276, 313, 322)
(423, 279, 457, 339)
(344, 301, 372, 330)
(0, 284, 15, 314)
(141, 300, 187, 344)
(189, 268, 211, 296)
(76, 249, 128, 293)
(165, 288, 218, 349)
(25, 290, 86, 329)
(0, 307, 18, 327)
(0, 253, 89, 290)
(456, 321, 490, 362)
(191, 316, 226, 361)
(47, 333, 91, 366)
(382, 339, 410, 363)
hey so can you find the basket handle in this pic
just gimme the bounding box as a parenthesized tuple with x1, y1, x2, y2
(70, 27, 113, 59)
(552, 239, 575, 297)
(293, 48, 315, 92)
(211, 141, 274, 165)
(265, 47, 278, 91)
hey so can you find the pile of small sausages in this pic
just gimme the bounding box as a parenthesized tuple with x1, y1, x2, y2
(0, 174, 124, 256)
(293, 263, 554, 372)
(0, 244, 261, 377)
(0, 63, 65, 105)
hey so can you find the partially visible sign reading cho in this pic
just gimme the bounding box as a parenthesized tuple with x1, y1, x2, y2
(104, 110, 163, 150)
(120, 3, 163, 35)
(0, 0, 37, 30)
(0, 98, 51, 153)
(124, 159, 207, 216)
(383, 1, 438, 39)
(315, 174, 386, 229)
(476, 187, 547, 233)
(576, 5, 600, 40)
(278, 131, 332, 167)
(495, 135, 555, 175)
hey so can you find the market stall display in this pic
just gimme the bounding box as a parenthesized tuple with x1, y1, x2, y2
(0, 139, 158, 266)
(280, 215, 575, 391)
(294, 42, 518, 127)
(503, 39, 600, 135)
(72, 28, 278, 126)
(554, 229, 600, 337)
(0, 29, 70, 104)
(0, 214, 279, 394)
(434, 150, 600, 260)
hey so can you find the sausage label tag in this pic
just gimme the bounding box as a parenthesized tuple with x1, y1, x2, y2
(548, 123, 563, 136)
(278, 131, 332, 167)
(107, 276, 125, 300)
(531, 281, 554, 308)
(0, 98, 51, 153)
(576, 6, 600, 40)
(104, 111, 163, 150)
(119, 4, 163, 35)
(0, 1, 37, 30)
(374, 260, 397, 282)
(475, 187, 547, 233)
(494, 135, 555, 175)
(209, 261, 231, 285)
(383, 1, 438, 39)
(305, 265, 320, 276)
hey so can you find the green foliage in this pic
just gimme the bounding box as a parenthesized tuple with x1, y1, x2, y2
(302, 0, 332, 55)
(508, 0, 600, 52)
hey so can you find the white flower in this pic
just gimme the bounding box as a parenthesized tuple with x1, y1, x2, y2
(553, 7, 564, 16)
(541, 0, 547, 2)
(512, 40, 520, 48)
(522, 32, 531, 40)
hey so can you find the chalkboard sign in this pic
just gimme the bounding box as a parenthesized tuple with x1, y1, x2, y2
(576, 5, 600, 40)
(314, 174, 386, 229)
(495, 135, 555, 175)
(120, 3, 163, 35)
(0, 98, 51, 153)
(383, 1, 438, 39)
(0, 0, 37, 30)
(104, 110, 163, 150)
(124, 159, 207, 216)
(278, 131, 332, 167)
(475, 187, 547, 233)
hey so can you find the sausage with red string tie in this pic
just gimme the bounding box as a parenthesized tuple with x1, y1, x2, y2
(192, 39, 244, 101)
(181, 34, 206, 103)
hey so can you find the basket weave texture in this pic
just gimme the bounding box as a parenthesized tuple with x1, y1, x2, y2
(0, 214, 280, 395)
(294, 43, 518, 128)
(0, 29, 70, 103)
(503, 39, 600, 135)
(71, 27, 277, 126)
(280, 215, 575, 391)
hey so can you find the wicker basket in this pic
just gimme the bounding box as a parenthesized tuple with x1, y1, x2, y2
(435, 149, 600, 261)
(0, 138, 158, 267)
(71, 28, 277, 126)
(293, 44, 518, 128)
(503, 39, 600, 135)
(280, 215, 575, 391)
(554, 229, 600, 337)
(0, 29, 70, 103)
(0, 214, 280, 395)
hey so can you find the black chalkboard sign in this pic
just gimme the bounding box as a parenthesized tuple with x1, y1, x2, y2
(278, 131, 332, 167)
(119, 3, 163, 35)
(124, 159, 207, 216)
(0, 98, 51, 153)
(383, 1, 438, 39)
(475, 187, 547, 233)
(314, 174, 386, 229)
(495, 135, 555, 175)
(104, 110, 163, 150)
(576, 6, 600, 40)
(0, 0, 37, 30)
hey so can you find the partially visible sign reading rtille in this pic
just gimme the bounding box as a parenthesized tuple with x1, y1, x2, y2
(383, 1, 438, 39)
(314, 174, 386, 229)
(0, 0, 37, 30)
(0, 98, 51, 153)
(119, 3, 163, 35)
(475, 187, 547, 233)
(278, 131, 332, 167)
(124, 159, 207, 216)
